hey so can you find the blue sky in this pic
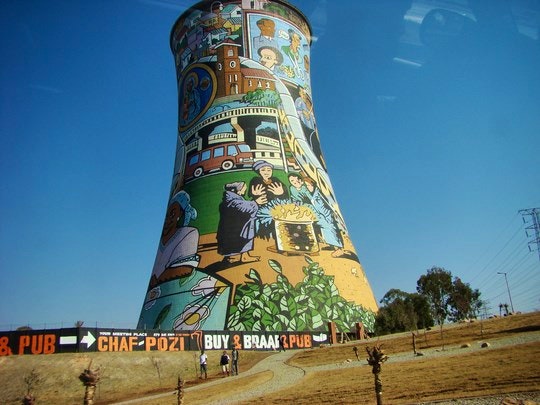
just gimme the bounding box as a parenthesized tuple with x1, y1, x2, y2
(1, 0, 539, 329)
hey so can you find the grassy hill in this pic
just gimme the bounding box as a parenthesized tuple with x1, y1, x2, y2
(0, 312, 539, 404)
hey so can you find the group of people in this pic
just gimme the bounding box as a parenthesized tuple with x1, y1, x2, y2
(199, 348, 239, 379)
(198, 337, 287, 379)
(216, 160, 346, 263)
(252, 17, 308, 81)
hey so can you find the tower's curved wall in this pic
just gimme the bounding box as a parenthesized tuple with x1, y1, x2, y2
(138, 0, 378, 333)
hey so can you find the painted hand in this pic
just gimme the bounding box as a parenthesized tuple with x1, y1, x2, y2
(268, 182, 284, 196)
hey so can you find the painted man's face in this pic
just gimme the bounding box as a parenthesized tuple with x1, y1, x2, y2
(161, 201, 183, 245)
(259, 48, 278, 68)
(259, 19, 275, 37)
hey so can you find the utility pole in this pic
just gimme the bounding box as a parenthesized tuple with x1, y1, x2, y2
(497, 272, 515, 313)
(519, 207, 540, 261)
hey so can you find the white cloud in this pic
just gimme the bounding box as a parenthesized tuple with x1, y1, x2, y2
(138, 0, 189, 11)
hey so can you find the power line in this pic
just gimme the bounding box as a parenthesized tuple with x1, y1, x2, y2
(491, 239, 530, 275)
(463, 211, 540, 314)
(508, 260, 540, 287)
(469, 219, 524, 285)
(468, 213, 521, 284)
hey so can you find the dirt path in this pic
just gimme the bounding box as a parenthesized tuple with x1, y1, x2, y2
(111, 350, 301, 405)
(111, 332, 540, 405)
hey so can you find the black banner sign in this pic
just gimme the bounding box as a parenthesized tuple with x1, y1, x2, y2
(0, 328, 329, 356)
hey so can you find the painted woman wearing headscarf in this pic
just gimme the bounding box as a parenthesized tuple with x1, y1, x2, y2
(216, 182, 265, 263)
(248, 160, 289, 204)
(248, 160, 289, 239)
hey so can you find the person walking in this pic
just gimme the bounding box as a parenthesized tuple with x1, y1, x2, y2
(220, 350, 230, 377)
(279, 335, 286, 352)
(199, 350, 208, 379)
(231, 348, 239, 375)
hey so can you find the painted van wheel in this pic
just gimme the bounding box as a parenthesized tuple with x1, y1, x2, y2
(193, 167, 203, 177)
(221, 160, 234, 171)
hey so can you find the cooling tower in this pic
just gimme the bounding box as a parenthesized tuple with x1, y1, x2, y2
(137, 0, 378, 333)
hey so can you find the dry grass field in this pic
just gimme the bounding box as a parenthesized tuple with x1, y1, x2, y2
(0, 347, 271, 404)
(253, 341, 540, 404)
(0, 312, 539, 404)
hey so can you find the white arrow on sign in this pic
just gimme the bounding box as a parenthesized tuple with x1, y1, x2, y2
(81, 332, 96, 348)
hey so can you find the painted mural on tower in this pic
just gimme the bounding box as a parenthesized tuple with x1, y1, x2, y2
(138, 0, 378, 334)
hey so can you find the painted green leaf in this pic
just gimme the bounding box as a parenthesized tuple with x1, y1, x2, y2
(304, 255, 314, 265)
(289, 317, 297, 330)
(267, 301, 280, 316)
(238, 295, 252, 312)
(247, 283, 260, 294)
(287, 297, 297, 317)
(246, 268, 262, 284)
(335, 301, 346, 309)
(322, 304, 332, 317)
(253, 307, 263, 320)
(244, 319, 254, 330)
(262, 285, 272, 297)
(261, 311, 274, 327)
(330, 283, 339, 296)
(295, 317, 306, 331)
(308, 275, 320, 286)
(286, 295, 295, 305)
(311, 313, 323, 329)
(306, 299, 318, 310)
(296, 304, 309, 315)
(227, 310, 240, 328)
(325, 296, 340, 307)
(252, 299, 266, 310)
(276, 314, 289, 326)
(279, 296, 288, 312)
(268, 259, 283, 274)
(294, 294, 309, 305)
(300, 312, 308, 322)
(276, 274, 289, 286)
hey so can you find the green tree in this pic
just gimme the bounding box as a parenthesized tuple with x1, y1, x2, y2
(375, 289, 433, 335)
(379, 288, 409, 306)
(409, 292, 434, 329)
(417, 267, 453, 348)
(449, 277, 482, 321)
(416, 267, 453, 326)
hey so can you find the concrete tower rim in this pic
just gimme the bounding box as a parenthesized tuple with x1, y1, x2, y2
(169, 0, 313, 53)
